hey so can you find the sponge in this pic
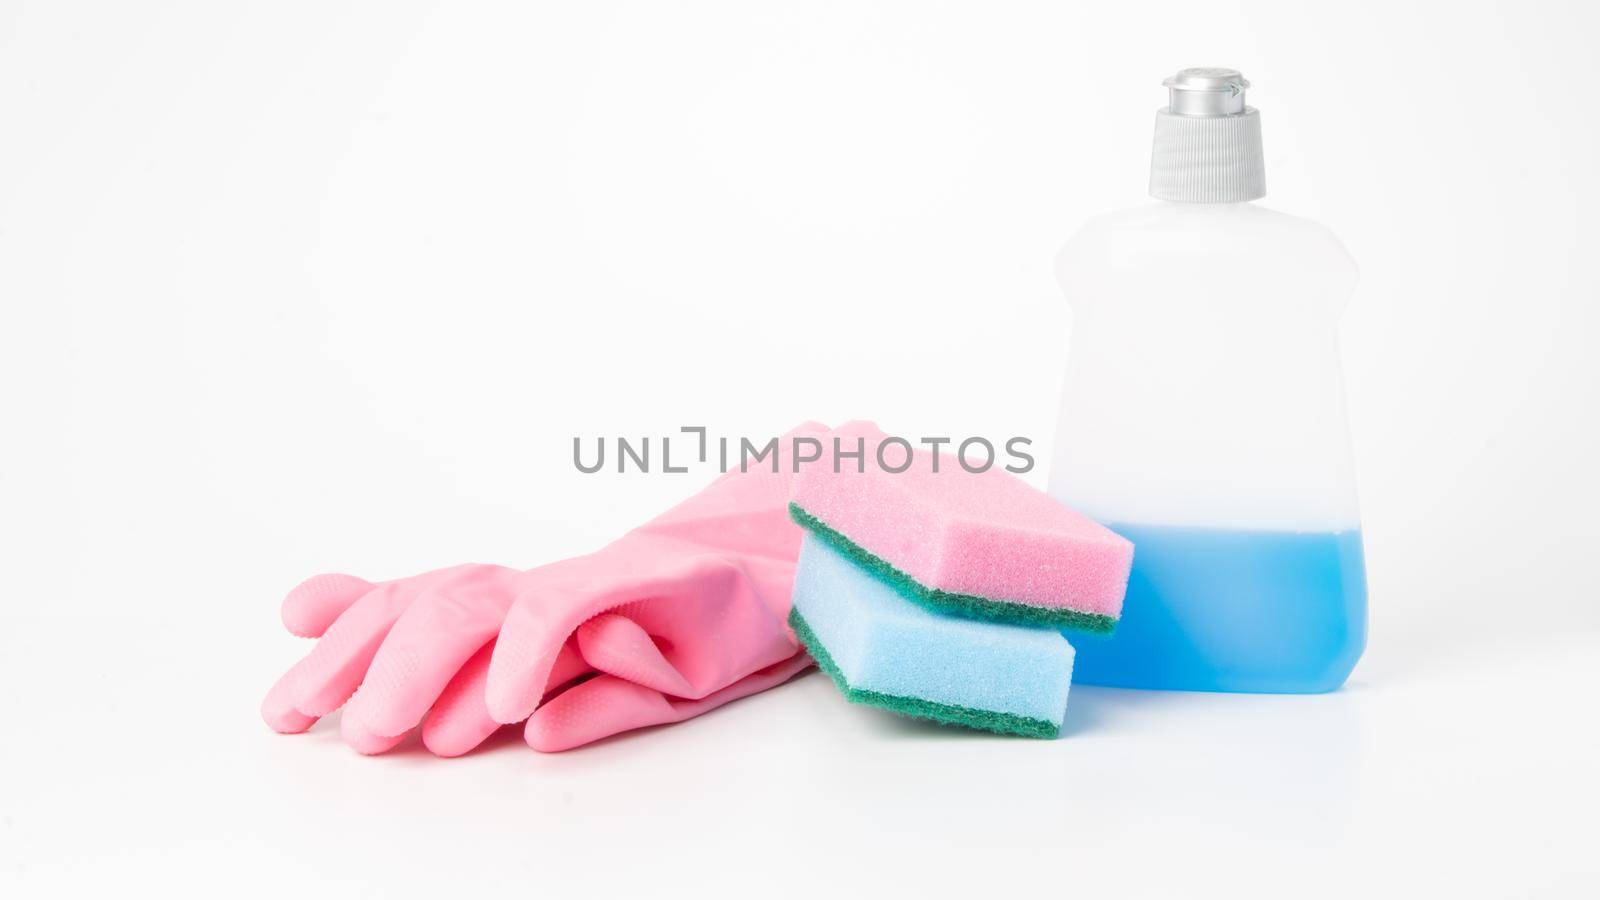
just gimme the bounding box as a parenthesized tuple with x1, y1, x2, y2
(789, 422, 1134, 634)
(790, 533, 1074, 738)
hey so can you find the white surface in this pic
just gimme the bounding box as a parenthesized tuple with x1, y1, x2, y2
(2, 1, 1597, 896)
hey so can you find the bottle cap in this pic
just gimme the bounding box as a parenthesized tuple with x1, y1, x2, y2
(1149, 67, 1266, 203)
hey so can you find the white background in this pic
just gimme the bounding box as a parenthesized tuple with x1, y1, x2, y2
(3, 1, 1597, 896)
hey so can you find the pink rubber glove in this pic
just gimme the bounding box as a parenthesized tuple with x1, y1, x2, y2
(261, 422, 827, 754)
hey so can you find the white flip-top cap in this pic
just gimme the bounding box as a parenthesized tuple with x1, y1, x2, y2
(1149, 67, 1266, 203)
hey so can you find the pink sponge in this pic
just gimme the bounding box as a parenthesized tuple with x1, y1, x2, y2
(789, 421, 1133, 633)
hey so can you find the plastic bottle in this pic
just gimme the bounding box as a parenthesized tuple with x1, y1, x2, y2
(1047, 68, 1365, 693)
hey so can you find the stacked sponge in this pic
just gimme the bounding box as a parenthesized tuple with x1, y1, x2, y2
(788, 423, 1134, 737)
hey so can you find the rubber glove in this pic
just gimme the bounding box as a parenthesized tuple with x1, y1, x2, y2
(261, 422, 827, 754)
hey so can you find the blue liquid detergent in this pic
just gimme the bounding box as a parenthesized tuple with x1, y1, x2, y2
(1072, 523, 1367, 693)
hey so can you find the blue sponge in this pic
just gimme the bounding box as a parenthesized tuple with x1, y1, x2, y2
(789, 534, 1074, 737)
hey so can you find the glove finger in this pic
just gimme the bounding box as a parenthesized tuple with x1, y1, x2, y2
(423, 638, 591, 757)
(525, 651, 813, 752)
(575, 613, 694, 698)
(280, 573, 374, 638)
(344, 577, 515, 739)
(282, 580, 418, 717)
(487, 555, 780, 723)
(526, 676, 673, 752)
(486, 580, 597, 723)
(260, 668, 319, 734)
(419, 641, 502, 758)
(340, 707, 407, 756)
(545, 636, 593, 692)
(600, 575, 798, 698)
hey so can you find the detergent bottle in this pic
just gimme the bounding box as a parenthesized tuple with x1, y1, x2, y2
(1048, 68, 1366, 692)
